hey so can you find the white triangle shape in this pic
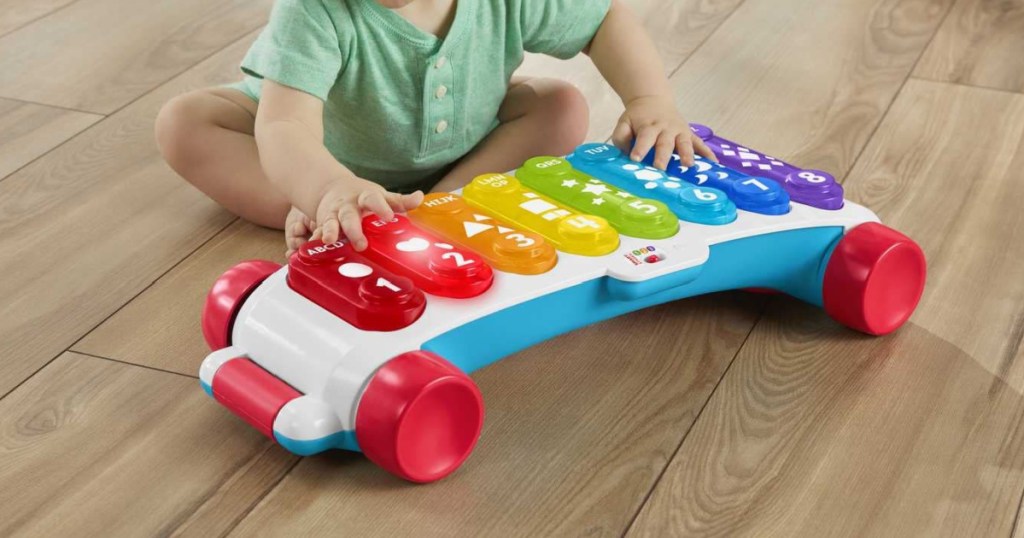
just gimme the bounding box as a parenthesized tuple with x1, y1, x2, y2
(464, 221, 494, 238)
(473, 214, 491, 222)
(497, 226, 513, 234)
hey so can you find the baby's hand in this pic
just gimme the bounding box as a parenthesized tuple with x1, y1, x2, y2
(316, 177, 424, 251)
(285, 207, 318, 257)
(612, 95, 717, 170)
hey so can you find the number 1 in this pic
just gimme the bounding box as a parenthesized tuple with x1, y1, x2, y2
(377, 278, 401, 292)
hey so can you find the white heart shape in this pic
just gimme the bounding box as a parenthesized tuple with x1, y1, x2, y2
(396, 237, 430, 252)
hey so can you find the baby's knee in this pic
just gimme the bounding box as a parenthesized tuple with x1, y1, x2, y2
(537, 81, 590, 153)
(155, 92, 207, 171)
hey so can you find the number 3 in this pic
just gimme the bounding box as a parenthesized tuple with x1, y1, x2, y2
(506, 233, 535, 248)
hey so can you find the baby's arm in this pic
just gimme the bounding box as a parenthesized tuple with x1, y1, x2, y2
(255, 81, 423, 251)
(586, 0, 715, 169)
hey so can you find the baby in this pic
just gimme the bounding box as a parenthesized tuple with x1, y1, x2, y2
(156, 0, 714, 255)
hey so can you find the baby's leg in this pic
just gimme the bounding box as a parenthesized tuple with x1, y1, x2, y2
(431, 77, 589, 192)
(155, 88, 291, 229)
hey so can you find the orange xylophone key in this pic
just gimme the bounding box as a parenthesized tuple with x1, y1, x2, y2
(409, 193, 558, 275)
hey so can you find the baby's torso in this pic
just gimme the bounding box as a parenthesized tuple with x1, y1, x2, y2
(244, 0, 528, 191)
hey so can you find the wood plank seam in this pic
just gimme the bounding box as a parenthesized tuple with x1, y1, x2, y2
(0, 27, 265, 186)
(663, 0, 750, 81)
(71, 350, 201, 381)
(0, 0, 85, 39)
(0, 216, 239, 402)
(1013, 476, 1024, 538)
(618, 305, 769, 538)
(0, 95, 100, 116)
(911, 75, 1024, 96)
(172, 443, 302, 535)
(218, 456, 304, 537)
(831, 0, 958, 188)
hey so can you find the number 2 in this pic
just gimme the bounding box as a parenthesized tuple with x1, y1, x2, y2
(442, 252, 475, 267)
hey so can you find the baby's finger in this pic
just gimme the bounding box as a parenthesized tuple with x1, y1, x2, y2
(674, 133, 696, 167)
(358, 190, 394, 222)
(338, 205, 367, 251)
(320, 217, 341, 244)
(611, 120, 634, 153)
(384, 190, 424, 212)
(630, 127, 658, 162)
(693, 135, 718, 163)
(652, 131, 677, 170)
(311, 227, 323, 241)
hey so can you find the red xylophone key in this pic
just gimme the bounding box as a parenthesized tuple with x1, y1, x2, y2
(287, 239, 427, 331)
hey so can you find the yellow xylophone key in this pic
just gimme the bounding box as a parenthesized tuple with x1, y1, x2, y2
(462, 173, 619, 257)
(408, 192, 558, 275)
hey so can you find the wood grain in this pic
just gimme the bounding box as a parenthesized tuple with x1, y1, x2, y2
(0, 0, 77, 37)
(667, 0, 953, 178)
(0, 352, 297, 537)
(516, 0, 745, 141)
(915, 0, 1024, 93)
(0, 34, 257, 397)
(626, 79, 1024, 537)
(74, 220, 283, 375)
(627, 304, 1024, 537)
(842, 79, 1024, 391)
(228, 295, 763, 537)
(0, 0, 271, 113)
(0, 98, 100, 180)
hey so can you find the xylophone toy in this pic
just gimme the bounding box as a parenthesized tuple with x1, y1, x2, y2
(199, 124, 926, 483)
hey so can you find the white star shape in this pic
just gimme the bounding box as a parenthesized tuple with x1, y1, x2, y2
(582, 183, 611, 195)
(561, 179, 578, 188)
(591, 198, 605, 206)
(615, 191, 632, 198)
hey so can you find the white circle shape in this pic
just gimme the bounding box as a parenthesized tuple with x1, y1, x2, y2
(338, 263, 373, 278)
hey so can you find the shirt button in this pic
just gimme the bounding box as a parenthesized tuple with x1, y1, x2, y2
(435, 56, 447, 69)
(435, 85, 448, 99)
(435, 120, 449, 134)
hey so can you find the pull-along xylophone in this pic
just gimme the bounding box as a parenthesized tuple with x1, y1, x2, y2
(199, 124, 926, 483)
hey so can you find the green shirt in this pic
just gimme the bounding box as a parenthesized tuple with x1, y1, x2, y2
(233, 0, 612, 192)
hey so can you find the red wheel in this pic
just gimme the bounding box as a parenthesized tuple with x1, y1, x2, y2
(202, 260, 282, 350)
(356, 351, 484, 483)
(823, 223, 926, 335)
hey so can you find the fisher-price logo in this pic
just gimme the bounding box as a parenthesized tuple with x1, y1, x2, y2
(624, 245, 664, 266)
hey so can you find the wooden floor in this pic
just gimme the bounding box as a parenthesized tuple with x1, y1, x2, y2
(1, 0, 1022, 535)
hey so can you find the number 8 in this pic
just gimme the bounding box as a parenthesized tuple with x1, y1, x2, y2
(798, 171, 827, 184)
